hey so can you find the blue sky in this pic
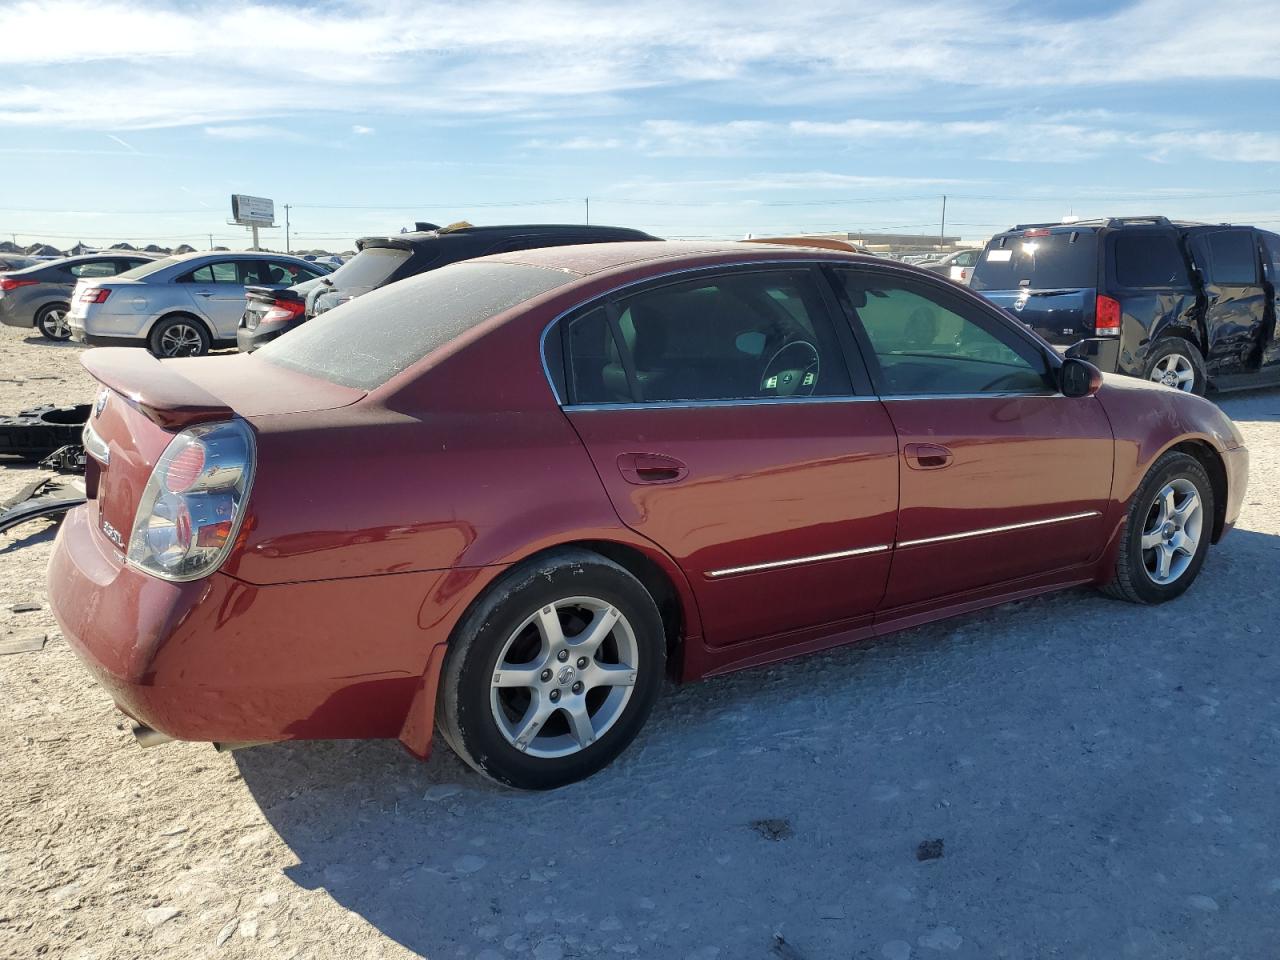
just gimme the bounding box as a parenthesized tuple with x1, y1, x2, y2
(2, 0, 1280, 250)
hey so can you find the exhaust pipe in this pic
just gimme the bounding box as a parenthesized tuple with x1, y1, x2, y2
(131, 723, 173, 748)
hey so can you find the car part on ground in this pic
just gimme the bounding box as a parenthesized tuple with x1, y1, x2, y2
(0, 475, 86, 535)
(0, 403, 90, 461)
(67, 251, 329, 356)
(39, 444, 86, 474)
(973, 216, 1280, 394)
(45, 241, 1249, 789)
(236, 222, 661, 351)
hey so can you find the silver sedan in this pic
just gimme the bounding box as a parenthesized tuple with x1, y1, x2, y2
(68, 251, 329, 356)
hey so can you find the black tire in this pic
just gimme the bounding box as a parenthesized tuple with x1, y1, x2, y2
(438, 549, 666, 790)
(1142, 337, 1207, 396)
(1100, 451, 1214, 604)
(35, 303, 72, 341)
(148, 315, 211, 357)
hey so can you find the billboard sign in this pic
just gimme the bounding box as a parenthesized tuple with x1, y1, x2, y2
(230, 194, 275, 226)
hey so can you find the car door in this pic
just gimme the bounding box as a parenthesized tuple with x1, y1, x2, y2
(1188, 227, 1268, 376)
(828, 267, 1114, 613)
(180, 260, 244, 336)
(1256, 233, 1280, 373)
(556, 265, 900, 650)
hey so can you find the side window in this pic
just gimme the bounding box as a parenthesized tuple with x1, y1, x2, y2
(834, 271, 1051, 397)
(1112, 233, 1190, 288)
(1263, 235, 1280, 282)
(563, 269, 852, 404)
(266, 261, 319, 284)
(1204, 230, 1258, 285)
(186, 261, 239, 284)
(69, 260, 118, 278)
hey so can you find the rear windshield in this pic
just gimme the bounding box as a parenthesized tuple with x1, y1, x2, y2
(324, 246, 417, 295)
(116, 256, 182, 280)
(257, 261, 574, 389)
(970, 232, 1098, 291)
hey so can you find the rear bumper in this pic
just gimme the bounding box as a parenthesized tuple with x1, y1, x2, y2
(48, 503, 454, 752)
(236, 323, 289, 353)
(0, 300, 35, 328)
(1065, 337, 1122, 373)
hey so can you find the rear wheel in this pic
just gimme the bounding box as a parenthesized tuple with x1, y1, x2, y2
(438, 549, 665, 790)
(1100, 451, 1214, 604)
(35, 303, 72, 341)
(1143, 337, 1206, 395)
(149, 315, 210, 357)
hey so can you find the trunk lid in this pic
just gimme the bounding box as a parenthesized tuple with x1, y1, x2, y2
(979, 287, 1096, 347)
(80, 348, 364, 556)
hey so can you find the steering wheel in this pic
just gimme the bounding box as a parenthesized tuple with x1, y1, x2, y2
(759, 340, 820, 397)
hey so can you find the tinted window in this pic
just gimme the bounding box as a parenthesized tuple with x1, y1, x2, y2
(1205, 230, 1257, 285)
(970, 232, 1098, 291)
(69, 260, 120, 278)
(259, 261, 571, 390)
(566, 269, 851, 404)
(1262, 234, 1280, 281)
(835, 271, 1049, 396)
(117, 256, 183, 280)
(1112, 233, 1190, 288)
(264, 260, 321, 284)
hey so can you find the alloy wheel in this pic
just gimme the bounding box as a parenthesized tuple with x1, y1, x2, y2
(40, 308, 71, 340)
(158, 323, 204, 356)
(1149, 353, 1195, 392)
(489, 596, 639, 759)
(1140, 477, 1203, 585)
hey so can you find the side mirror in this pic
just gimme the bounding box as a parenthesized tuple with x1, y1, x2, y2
(1059, 357, 1103, 398)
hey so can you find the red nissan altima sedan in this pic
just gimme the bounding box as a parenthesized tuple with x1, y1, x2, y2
(48, 242, 1249, 789)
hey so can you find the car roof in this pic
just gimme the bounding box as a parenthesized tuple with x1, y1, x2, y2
(478, 239, 876, 277)
(357, 223, 656, 251)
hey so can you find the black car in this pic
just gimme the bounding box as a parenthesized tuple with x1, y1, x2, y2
(237, 222, 660, 351)
(970, 216, 1280, 394)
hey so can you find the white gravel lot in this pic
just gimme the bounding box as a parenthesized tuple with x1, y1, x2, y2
(1, 322, 1277, 960)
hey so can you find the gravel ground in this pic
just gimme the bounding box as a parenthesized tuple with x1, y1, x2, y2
(1, 323, 1277, 960)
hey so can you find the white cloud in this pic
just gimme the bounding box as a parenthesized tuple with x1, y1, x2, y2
(203, 125, 278, 140)
(352, 125, 375, 135)
(2, 0, 1279, 130)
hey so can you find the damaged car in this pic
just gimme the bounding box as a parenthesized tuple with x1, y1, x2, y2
(48, 241, 1248, 790)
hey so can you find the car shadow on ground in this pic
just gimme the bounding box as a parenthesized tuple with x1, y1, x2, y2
(20, 335, 81, 349)
(235, 528, 1280, 958)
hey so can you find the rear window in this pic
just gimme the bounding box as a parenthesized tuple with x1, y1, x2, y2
(324, 246, 417, 295)
(257, 261, 574, 390)
(970, 232, 1098, 292)
(1112, 233, 1191, 288)
(116, 256, 182, 280)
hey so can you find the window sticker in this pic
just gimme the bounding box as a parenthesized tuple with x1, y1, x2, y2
(986, 249, 1013, 262)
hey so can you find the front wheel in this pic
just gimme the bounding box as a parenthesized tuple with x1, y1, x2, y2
(1143, 337, 1206, 395)
(36, 303, 72, 341)
(1100, 451, 1214, 604)
(437, 550, 665, 789)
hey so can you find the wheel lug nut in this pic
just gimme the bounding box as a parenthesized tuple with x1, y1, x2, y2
(576, 657, 588, 669)
(571, 681, 584, 695)
(549, 689, 561, 703)
(557, 650, 569, 662)
(540, 668, 552, 682)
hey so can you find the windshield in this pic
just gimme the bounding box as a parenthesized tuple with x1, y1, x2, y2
(115, 256, 183, 280)
(970, 232, 1099, 291)
(322, 246, 416, 296)
(258, 261, 573, 390)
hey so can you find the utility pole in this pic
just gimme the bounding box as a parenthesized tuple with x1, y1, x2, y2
(939, 195, 947, 248)
(284, 204, 291, 253)
(585, 197, 589, 225)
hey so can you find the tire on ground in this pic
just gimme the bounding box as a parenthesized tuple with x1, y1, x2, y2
(1100, 450, 1214, 605)
(437, 548, 666, 790)
(1142, 337, 1207, 396)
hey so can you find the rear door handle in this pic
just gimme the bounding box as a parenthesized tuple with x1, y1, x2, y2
(904, 442, 954, 470)
(617, 452, 689, 485)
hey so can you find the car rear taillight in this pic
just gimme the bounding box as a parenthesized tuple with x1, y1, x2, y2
(79, 287, 111, 304)
(0, 277, 37, 292)
(260, 299, 305, 325)
(1021, 228, 1051, 238)
(127, 420, 255, 581)
(1094, 294, 1122, 336)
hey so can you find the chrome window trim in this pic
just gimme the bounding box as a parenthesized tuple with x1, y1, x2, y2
(879, 391, 1061, 402)
(896, 510, 1101, 549)
(564, 395, 882, 413)
(706, 544, 890, 579)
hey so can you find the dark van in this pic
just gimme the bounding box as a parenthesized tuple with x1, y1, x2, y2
(970, 217, 1280, 394)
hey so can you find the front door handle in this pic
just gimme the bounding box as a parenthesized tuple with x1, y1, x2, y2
(904, 442, 954, 470)
(617, 452, 689, 485)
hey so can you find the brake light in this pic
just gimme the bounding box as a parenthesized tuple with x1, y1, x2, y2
(127, 420, 255, 581)
(260, 299, 305, 325)
(79, 287, 111, 304)
(0, 277, 37, 292)
(1021, 228, 1051, 238)
(1095, 295, 1122, 336)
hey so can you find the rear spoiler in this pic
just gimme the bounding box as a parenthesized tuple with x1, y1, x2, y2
(244, 284, 303, 304)
(81, 348, 232, 430)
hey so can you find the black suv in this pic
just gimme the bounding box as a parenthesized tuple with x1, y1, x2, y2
(238, 222, 659, 351)
(970, 217, 1280, 394)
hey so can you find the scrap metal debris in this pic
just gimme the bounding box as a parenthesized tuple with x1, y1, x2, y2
(0, 633, 47, 656)
(0, 475, 85, 535)
(0, 403, 89, 462)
